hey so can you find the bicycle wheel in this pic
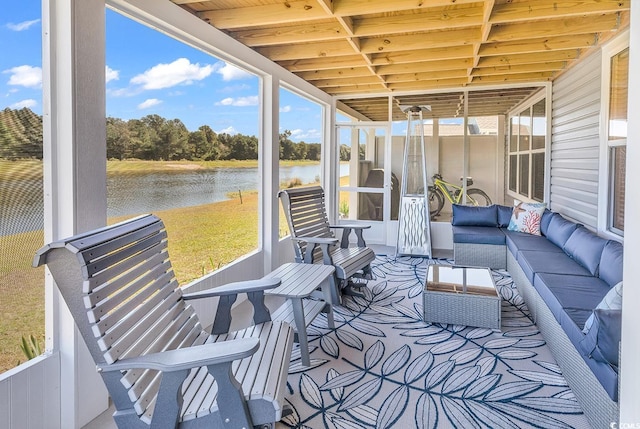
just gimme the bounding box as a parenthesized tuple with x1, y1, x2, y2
(428, 187, 445, 218)
(466, 188, 492, 206)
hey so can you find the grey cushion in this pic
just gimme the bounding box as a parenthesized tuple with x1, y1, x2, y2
(563, 226, 608, 276)
(546, 214, 580, 249)
(504, 230, 564, 256)
(517, 250, 591, 284)
(583, 281, 622, 333)
(451, 204, 498, 227)
(580, 309, 622, 370)
(599, 240, 624, 287)
(452, 226, 506, 245)
(540, 209, 554, 236)
(497, 205, 513, 228)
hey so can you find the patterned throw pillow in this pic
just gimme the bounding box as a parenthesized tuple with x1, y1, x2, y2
(507, 201, 546, 235)
(583, 281, 623, 333)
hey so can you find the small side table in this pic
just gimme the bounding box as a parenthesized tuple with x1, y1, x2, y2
(265, 263, 336, 366)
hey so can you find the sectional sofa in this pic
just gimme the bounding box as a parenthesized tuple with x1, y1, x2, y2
(451, 204, 623, 429)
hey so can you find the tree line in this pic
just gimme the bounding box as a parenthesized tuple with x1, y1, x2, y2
(0, 107, 357, 162)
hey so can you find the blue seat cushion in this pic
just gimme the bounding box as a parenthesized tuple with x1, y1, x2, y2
(580, 309, 621, 371)
(517, 250, 591, 284)
(599, 240, 624, 287)
(452, 204, 498, 227)
(546, 214, 580, 249)
(497, 205, 513, 227)
(540, 209, 554, 236)
(563, 226, 608, 276)
(452, 226, 506, 245)
(562, 313, 619, 401)
(533, 272, 610, 327)
(503, 230, 564, 256)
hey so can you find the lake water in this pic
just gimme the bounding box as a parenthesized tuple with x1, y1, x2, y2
(1, 163, 348, 236)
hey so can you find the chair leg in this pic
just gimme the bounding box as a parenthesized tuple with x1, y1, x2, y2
(328, 275, 342, 305)
(342, 279, 365, 298)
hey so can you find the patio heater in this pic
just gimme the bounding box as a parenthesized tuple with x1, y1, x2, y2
(396, 105, 432, 257)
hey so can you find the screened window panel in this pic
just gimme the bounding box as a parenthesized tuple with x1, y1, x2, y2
(509, 155, 517, 192)
(612, 146, 626, 231)
(510, 116, 518, 152)
(608, 48, 628, 141)
(532, 153, 545, 202)
(519, 154, 530, 197)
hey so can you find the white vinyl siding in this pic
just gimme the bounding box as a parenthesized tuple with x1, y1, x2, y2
(550, 51, 602, 228)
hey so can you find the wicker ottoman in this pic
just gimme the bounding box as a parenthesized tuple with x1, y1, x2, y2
(423, 264, 501, 330)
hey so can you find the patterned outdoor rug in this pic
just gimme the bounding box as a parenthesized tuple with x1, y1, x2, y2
(279, 256, 590, 429)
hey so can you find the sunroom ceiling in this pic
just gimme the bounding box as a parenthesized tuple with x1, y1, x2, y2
(172, 0, 629, 119)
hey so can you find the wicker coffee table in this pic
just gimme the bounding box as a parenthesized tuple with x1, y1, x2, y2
(423, 264, 501, 330)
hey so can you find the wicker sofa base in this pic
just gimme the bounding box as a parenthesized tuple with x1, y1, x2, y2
(453, 243, 506, 269)
(507, 251, 619, 428)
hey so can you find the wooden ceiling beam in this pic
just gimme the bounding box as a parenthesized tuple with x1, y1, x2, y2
(296, 67, 374, 81)
(490, 0, 629, 24)
(231, 21, 347, 47)
(198, 1, 331, 30)
(473, 61, 566, 76)
(377, 58, 474, 75)
(478, 49, 579, 67)
(371, 45, 474, 66)
(360, 28, 481, 54)
(388, 78, 471, 91)
(331, 0, 480, 16)
(488, 13, 621, 42)
(384, 69, 469, 84)
(471, 72, 555, 84)
(312, 75, 385, 88)
(278, 55, 367, 72)
(257, 40, 357, 61)
(325, 84, 390, 95)
(480, 34, 597, 57)
(353, 5, 483, 37)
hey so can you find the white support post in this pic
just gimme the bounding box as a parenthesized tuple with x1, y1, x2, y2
(261, 76, 280, 273)
(619, 1, 640, 424)
(42, 0, 109, 426)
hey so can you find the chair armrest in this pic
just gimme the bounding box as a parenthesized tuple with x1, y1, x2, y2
(97, 337, 260, 373)
(329, 224, 370, 248)
(182, 277, 281, 300)
(291, 236, 339, 245)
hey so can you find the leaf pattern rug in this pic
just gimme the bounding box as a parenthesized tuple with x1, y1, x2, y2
(279, 255, 590, 429)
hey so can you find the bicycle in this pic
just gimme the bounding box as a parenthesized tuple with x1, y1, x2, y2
(428, 173, 492, 218)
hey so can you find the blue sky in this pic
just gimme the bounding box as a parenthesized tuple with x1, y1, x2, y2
(1, 1, 322, 142)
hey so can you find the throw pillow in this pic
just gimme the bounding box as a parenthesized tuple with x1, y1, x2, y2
(580, 309, 622, 370)
(507, 201, 546, 235)
(583, 281, 623, 333)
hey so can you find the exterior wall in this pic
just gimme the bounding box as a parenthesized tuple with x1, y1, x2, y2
(550, 52, 602, 228)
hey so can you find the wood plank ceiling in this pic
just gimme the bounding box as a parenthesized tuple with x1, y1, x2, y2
(172, 0, 630, 120)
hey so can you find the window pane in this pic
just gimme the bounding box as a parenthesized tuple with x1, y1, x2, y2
(510, 116, 518, 152)
(532, 153, 545, 202)
(609, 48, 629, 140)
(106, 12, 260, 283)
(519, 108, 531, 151)
(612, 146, 626, 231)
(519, 154, 530, 196)
(509, 155, 517, 192)
(532, 100, 546, 150)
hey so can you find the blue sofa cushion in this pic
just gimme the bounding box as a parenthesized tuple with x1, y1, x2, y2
(540, 209, 553, 236)
(546, 214, 580, 249)
(584, 281, 623, 333)
(517, 250, 591, 284)
(534, 272, 611, 327)
(580, 309, 621, 371)
(497, 205, 513, 227)
(599, 240, 624, 287)
(563, 226, 608, 276)
(452, 204, 498, 227)
(452, 226, 506, 245)
(504, 230, 564, 256)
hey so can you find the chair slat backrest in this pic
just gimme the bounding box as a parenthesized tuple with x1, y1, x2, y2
(279, 186, 335, 262)
(33, 214, 205, 421)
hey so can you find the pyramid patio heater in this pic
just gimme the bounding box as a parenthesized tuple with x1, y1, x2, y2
(396, 105, 432, 258)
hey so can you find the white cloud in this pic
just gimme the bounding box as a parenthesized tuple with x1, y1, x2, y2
(215, 95, 259, 107)
(130, 58, 213, 90)
(290, 128, 321, 140)
(218, 126, 237, 135)
(216, 63, 252, 81)
(280, 105, 291, 113)
(138, 98, 162, 109)
(3, 65, 42, 88)
(105, 66, 119, 83)
(10, 99, 37, 109)
(7, 19, 40, 31)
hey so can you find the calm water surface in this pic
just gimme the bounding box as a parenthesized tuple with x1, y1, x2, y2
(1, 164, 348, 235)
